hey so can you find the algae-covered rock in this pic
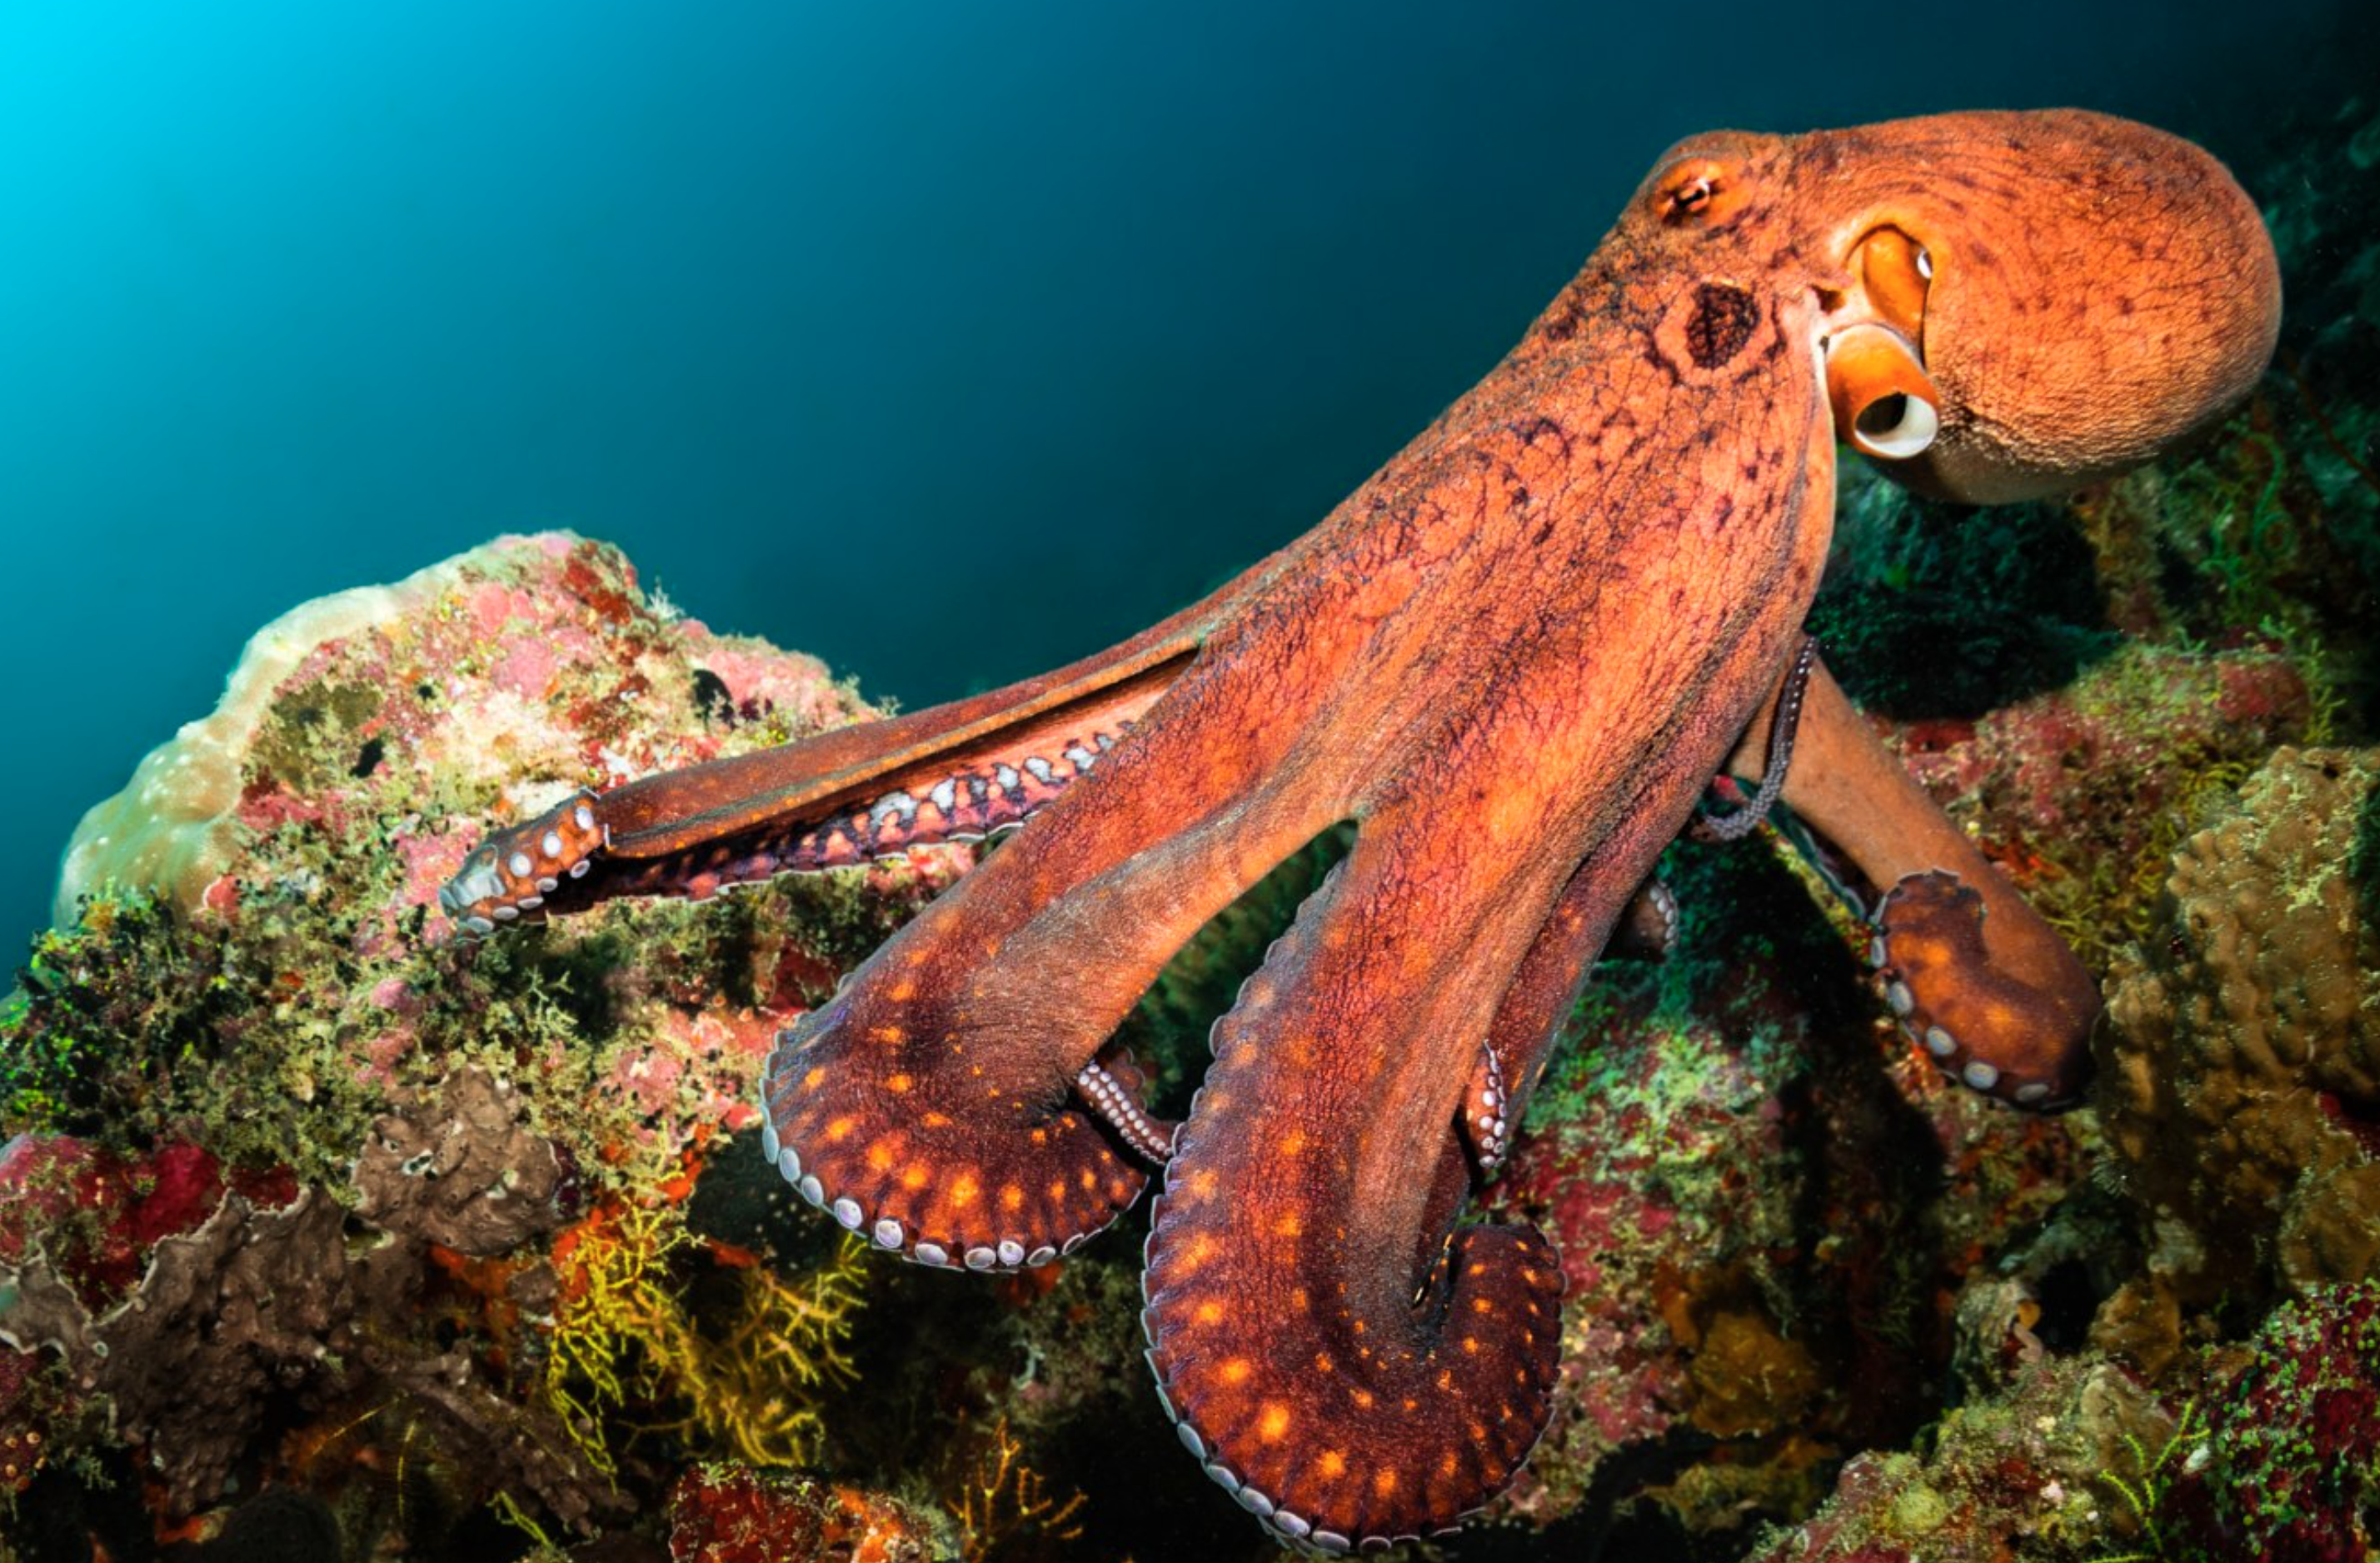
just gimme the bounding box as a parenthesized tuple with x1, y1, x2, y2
(2102, 747, 2380, 1337)
(7, 532, 948, 1196)
(1880, 642, 2311, 977)
(0, 1134, 619, 1526)
(53, 532, 870, 931)
(352, 1066, 567, 1256)
(665, 1466, 942, 1561)
(1479, 822, 2096, 1551)
(1739, 1356, 2174, 1563)
(2160, 1280, 2380, 1561)
(3, 1181, 395, 1514)
(0, 535, 956, 1551)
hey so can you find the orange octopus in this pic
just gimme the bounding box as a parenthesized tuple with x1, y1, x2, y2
(446, 110, 2277, 1551)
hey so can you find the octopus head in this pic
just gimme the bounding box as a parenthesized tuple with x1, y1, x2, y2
(1798, 109, 2280, 501)
(1632, 112, 2279, 500)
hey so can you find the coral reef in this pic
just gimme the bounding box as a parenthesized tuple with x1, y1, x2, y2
(1750, 1282, 2380, 1563)
(8, 535, 951, 1201)
(52, 536, 868, 930)
(2099, 746, 2380, 1362)
(666, 1465, 941, 1563)
(2158, 1281, 2380, 1561)
(1480, 820, 2092, 1551)
(355, 1066, 568, 1255)
(1735, 1355, 2174, 1563)
(0, 1130, 624, 1538)
(3, 1179, 377, 1512)
(0, 92, 2373, 1563)
(1874, 641, 2310, 976)
(2, 535, 941, 1556)
(1442, 617, 2308, 1554)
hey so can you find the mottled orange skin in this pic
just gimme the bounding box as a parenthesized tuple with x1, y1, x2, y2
(445, 111, 2278, 1549)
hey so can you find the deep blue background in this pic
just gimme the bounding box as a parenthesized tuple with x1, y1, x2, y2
(0, 1, 2365, 947)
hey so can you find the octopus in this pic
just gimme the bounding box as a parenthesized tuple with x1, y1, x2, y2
(444, 111, 2278, 1551)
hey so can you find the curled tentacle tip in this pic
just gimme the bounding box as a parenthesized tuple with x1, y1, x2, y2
(439, 788, 606, 928)
(1140, 1210, 1563, 1548)
(757, 1001, 1149, 1274)
(1874, 871, 2095, 1111)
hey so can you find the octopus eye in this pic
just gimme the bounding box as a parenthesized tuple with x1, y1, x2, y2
(1825, 322, 1940, 461)
(1653, 157, 1745, 225)
(1850, 226, 1933, 343)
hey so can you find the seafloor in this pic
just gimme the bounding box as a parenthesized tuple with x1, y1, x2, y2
(4, 98, 2378, 1563)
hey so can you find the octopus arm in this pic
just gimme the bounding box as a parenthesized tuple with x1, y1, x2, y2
(755, 590, 1387, 1274)
(439, 557, 1285, 928)
(1728, 653, 2098, 1106)
(1449, 849, 1625, 1186)
(1140, 841, 1572, 1552)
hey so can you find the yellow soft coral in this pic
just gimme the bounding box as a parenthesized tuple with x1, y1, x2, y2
(541, 1195, 866, 1476)
(671, 1245, 868, 1467)
(947, 1419, 1088, 1563)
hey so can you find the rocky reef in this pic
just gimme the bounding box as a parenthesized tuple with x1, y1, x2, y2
(1, 536, 972, 1561)
(4, 95, 2378, 1563)
(2101, 747, 2380, 1359)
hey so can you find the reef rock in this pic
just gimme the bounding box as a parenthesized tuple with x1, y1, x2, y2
(2161, 1280, 2380, 1561)
(1739, 1355, 2173, 1563)
(666, 1466, 941, 1562)
(53, 532, 869, 930)
(2102, 746, 2380, 1351)
(1, 535, 945, 1549)
(352, 1066, 566, 1256)
(0, 1158, 384, 1512)
(8, 533, 951, 1195)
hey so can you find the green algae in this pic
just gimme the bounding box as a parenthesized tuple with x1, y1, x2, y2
(2351, 772, 2380, 930)
(250, 677, 389, 794)
(2183, 1283, 2380, 1554)
(1, 891, 255, 1147)
(1886, 1475, 1951, 1536)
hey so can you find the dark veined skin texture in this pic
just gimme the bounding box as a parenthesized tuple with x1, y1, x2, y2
(444, 111, 2278, 1551)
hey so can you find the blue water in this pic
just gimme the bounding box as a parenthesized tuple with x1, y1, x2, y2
(0, 0, 2363, 951)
